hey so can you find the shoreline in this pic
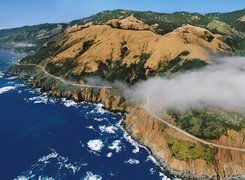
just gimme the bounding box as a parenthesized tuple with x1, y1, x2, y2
(3, 69, 174, 179)
(7, 63, 245, 179)
(6, 70, 177, 179)
(1, 67, 224, 180)
(119, 118, 175, 179)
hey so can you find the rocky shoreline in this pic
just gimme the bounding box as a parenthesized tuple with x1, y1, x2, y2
(7, 63, 245, 180)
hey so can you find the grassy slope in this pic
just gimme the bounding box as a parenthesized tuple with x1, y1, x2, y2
(166, 135, 217, 165)
(170, 109, 245, 140)
(206, 9, 245, 31)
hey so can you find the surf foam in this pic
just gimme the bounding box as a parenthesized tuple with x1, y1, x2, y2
(0, 86, 15, 94)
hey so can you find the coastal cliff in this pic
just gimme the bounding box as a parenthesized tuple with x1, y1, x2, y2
(123, 107, 245, 179)
(8, 62, 245, 179)
(7, 11, 245, 179)
(8, 63, 128, 112)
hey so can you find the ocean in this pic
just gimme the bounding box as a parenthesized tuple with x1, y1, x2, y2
(0, 50, 173, 180)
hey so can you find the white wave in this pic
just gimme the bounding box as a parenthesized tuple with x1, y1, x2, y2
(49, 98, 57, 104)
(5, 76, 18, 80)
(64, 163, 82, 174)
(38, 152, 58, 163)
(159, 172, 171, 180)
(28, 96, 48, 104)
(146, 155, 172, 179)
(15, 83, 26, 88)
(19, 148, 87, 177)
(93, 117, 105, 122)
(150, 167, 156, 174)
(15, 175, 55, 180)
(99, 125, 118, 134)
(106, 152, 113, 158)
(145, 155, 163, 168)
(35, 88, 41, 92)
(83, 171, 102, 180)
(0, 86, 15, 94)
(124, 158, 140, 165)
(14, 175, 35, 180)
(87, 139, 104, 152)
(86, 126, 95, 130)
(123, 133, 140, 154)
(132, 146, 140, 154)
(12, 42, 35, 48)
(108, 140, 121, 153)
(118, 117, 143, 154)
(37, 176, 55, 180)
(95, 103, 107, 114)
(63, 99, 78, 107)
(26, 92, 58, 104)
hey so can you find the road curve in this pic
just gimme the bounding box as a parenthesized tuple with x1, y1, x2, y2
(13, 63, 245, 152)
(144, 106, 245, 152)
(15, 63, 113, 89)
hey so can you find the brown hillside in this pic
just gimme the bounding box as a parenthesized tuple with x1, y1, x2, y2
(26, 17, 232, 83)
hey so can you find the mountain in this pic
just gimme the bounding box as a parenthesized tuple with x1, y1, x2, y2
(6, 9, 245, 179)
(18, 19, 231, 85)
(1, 9, 244, 54)
(69, 9, 245, 54)
(206, 8, 245, 31)
(0, 23, 66, 53)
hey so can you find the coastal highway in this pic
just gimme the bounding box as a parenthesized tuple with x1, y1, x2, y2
(145, 107, 245, 152)
(14, 63, 113, 89)
(14, 63, 245, 152)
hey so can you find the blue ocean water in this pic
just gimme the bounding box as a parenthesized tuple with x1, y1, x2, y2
(0, 50, 173, 180)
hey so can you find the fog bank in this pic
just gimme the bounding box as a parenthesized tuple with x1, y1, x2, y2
(123, 57, 245, 114)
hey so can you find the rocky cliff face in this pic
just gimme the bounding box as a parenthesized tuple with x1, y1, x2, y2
(8, 63, 129, 113)
(123, 107, 245, 179)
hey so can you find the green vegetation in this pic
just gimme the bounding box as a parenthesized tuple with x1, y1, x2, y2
(0, 23, 66, 53)
(74, 40, 95, 59)
(120, 41, 129, 58)
(233, 19, 245, 32)
(207, 20, 234, 35)
(170, 109, 245, 140)
(21, 38, 64, 64)
(70, 9, 212, 34)
(70, 9, 244, 35)
(103, 53, 151, 84)
(173, 59, 208, 72)
(69, 52, 151, 85)
(83, 40, 95, 52)
(206, 9, 245, 31)
(166, 135, 217, 165)
(157, 51, 208, 75)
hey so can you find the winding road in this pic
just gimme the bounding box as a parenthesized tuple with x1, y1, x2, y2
(15, 63, 245, 152)
(15, 63, 113, 89)
(145, 107, 245, 152)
